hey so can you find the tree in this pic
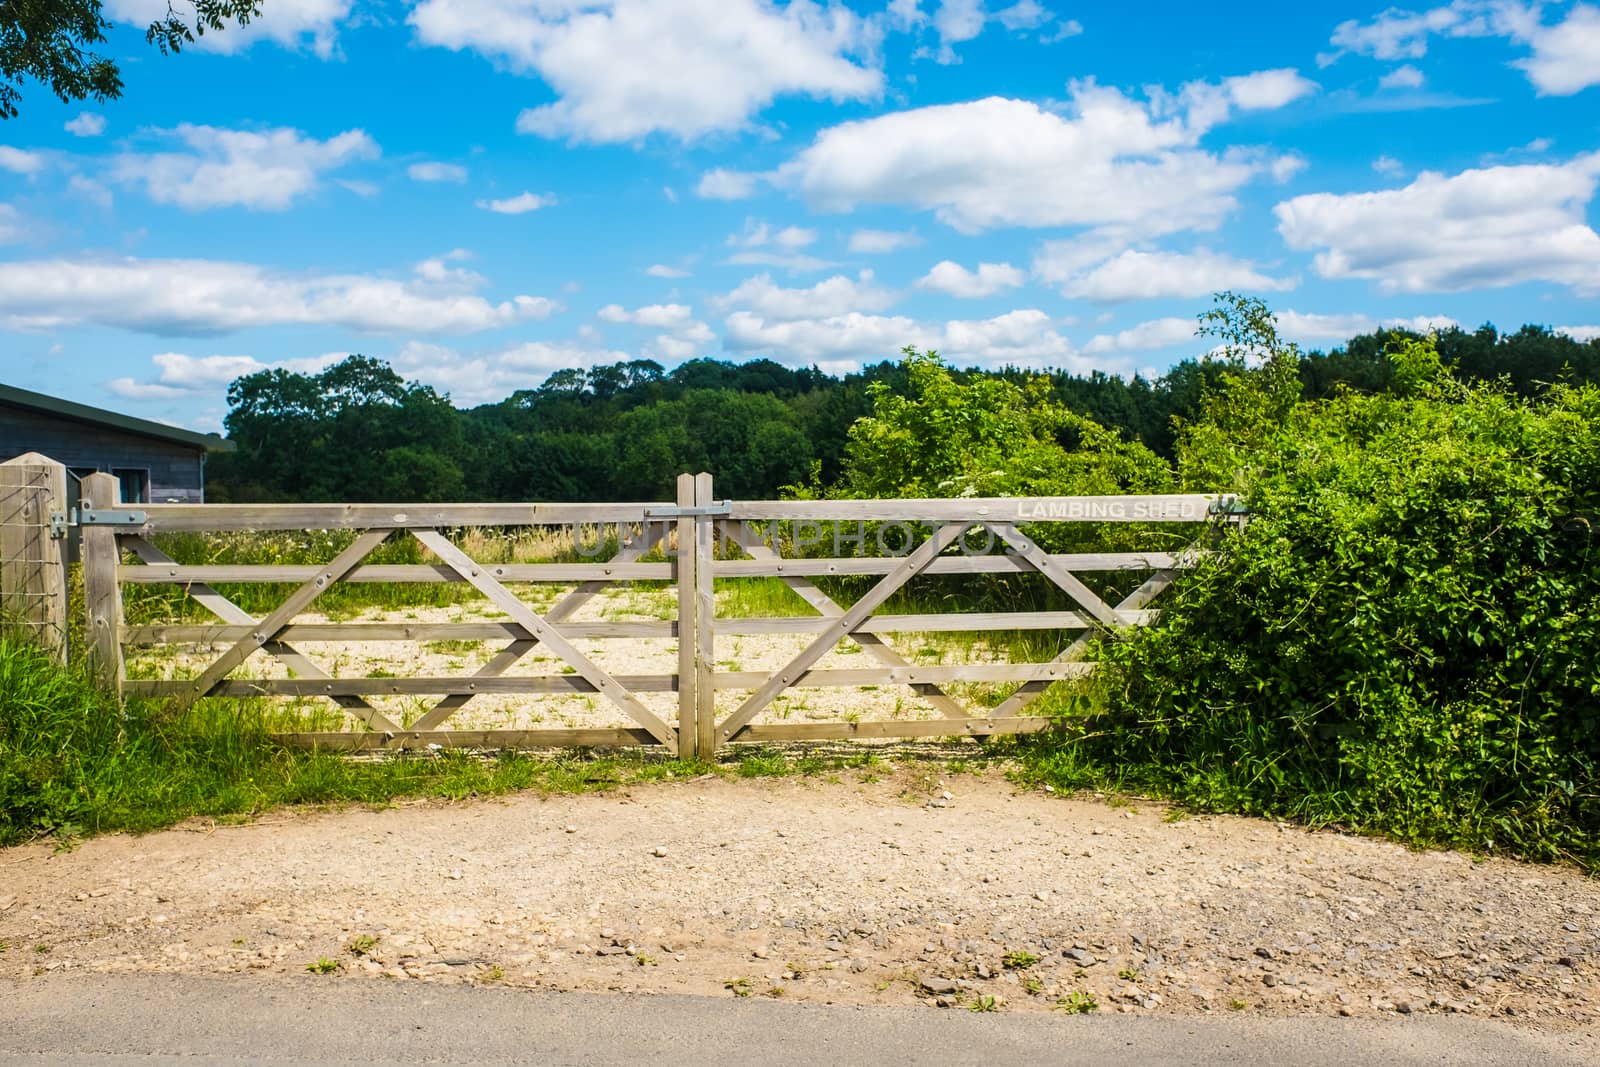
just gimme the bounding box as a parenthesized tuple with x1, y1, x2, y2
(0, 0, 261, 119)
(214, 355, 466, 502)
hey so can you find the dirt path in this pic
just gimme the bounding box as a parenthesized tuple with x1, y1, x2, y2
(2, 767, 1596, 1028)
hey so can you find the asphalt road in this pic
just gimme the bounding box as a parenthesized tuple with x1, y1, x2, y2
(2, 974, 1594, 1066)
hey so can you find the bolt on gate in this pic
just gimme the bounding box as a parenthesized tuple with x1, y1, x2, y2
(74, 470, 1242, 757)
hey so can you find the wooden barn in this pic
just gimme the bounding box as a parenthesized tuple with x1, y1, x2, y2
(0, 383, 230, 505)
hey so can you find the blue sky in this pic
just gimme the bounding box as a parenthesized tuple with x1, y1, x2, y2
(1, 0, 1598, 432)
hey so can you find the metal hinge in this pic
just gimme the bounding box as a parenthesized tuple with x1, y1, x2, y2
(48, 510, 70, 540)
(77, 507, 149, 527)
(643, 501, 733, 519)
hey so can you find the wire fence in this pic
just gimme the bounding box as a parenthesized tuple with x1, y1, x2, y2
(0, 460, 69, 660)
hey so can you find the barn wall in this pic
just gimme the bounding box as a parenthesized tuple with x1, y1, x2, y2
(0, 405, 206, 503)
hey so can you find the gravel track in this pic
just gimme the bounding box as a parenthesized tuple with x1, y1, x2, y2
(2, 766, 1596, 1028)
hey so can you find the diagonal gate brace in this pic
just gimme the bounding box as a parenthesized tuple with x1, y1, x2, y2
(718, 522, 966, 742)
(726, 519, 973, 721)
(122, 535, 402, 733)
(411, 529, 677, 747)
(407, 524, 667, 733)
(170, 529, 394, 716)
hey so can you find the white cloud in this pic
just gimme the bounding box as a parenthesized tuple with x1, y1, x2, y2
(646, 264, 692, 278)
(760, 73, 1312, 237)
(598, 302, 696, 328)
(113, 124, 378, 211)
(1276, 309, 1459, 341)
(726, 250, 836, 272)
(1084, 317, 1196, 354)
(107, 351, 344, 398)
(0, 256, 559, 335)
(996, 2, 1051, 32)
(0, 204, 23, 243)
(1275, 152, 1600, 293)
(1041, 18, 1084, 43)
(1372, 154, 1406, 176)
(915, 260, 1025, 298)
(1513, 3, 1600, 94)
(476, 191, 556, 214)
(1326, 3, 1483, 62)
(697, 168, 761, 200)
(105, 0, 353, 58)
(409, 0, 881, 143)
(728, 219, 817, 250)
(1270, 154, 1309, 183)
(408, 161, 468, 183)
(724, 218, 832, 271)
(111, 338, 671, 409)
(1379, 64, 1426, 89)
(848, 228, 921, 253)
(64, 112, 106, 137)
(0, 146, 44, 175)
(907, 0, 1069, 63)
(1325, 2, 1600, 95)
(717, 270, 895, 320)
(598, 301, 714, 361)
(725, 307, 1085, 370)
(1048, 248, 1295, 302)
(1557, 324, 1600, 342)
(1157, 68, 1319, 123)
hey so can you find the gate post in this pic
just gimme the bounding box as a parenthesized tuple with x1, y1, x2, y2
(693, 472, 717, 760)
(80, 472, 125, 693)
(0, 453, 68, 662)
(675, 474, 699, 759)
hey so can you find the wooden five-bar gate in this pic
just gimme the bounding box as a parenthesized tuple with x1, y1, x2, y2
(3, 458, 1240, 758)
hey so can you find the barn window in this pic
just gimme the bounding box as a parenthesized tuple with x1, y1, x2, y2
(112, 468, 149, 505)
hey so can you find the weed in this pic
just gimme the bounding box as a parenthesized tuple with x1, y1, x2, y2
(1020, 975, 1044, 996)
(306, 957, 341, 974)
(424, 640, 479, 655)
(968, 994, 1001, 1012)
(1229, 999, 1248, 1011)
(481, 964, 505, 982)
(723, 977, 753, 998)
(346, 934, 379, 957)
(32, 943, 49, 954)
(1001, 950, 1039, 970)
(1056, 990, 1097, 1014)
(1117, 967, 1141, 982)
(635, 953, 658, 967)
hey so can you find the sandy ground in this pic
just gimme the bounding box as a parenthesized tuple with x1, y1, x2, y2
(2, 767, 1596, 1029)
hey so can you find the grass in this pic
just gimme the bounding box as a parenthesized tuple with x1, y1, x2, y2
(0, 632, 724, 845)
(1, 633, 1001, 847)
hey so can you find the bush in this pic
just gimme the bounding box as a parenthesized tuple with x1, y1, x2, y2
(1057, 331, 1600, 865)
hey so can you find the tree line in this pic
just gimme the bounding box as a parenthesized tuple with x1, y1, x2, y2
(207, 322, 1600, 504)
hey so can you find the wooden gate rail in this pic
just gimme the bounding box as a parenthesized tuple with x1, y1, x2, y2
(76, 469, 1237, 757)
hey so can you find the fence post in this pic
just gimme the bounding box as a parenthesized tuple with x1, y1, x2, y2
(80, 472, 125, 693)
(693, 472, 717, 760)
(675, 473, 699, 759)
(0, 453, 68, 662)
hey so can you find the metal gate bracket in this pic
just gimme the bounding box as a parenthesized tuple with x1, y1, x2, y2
(644, 501, 732, 519)
(78, 507, 149, 526)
